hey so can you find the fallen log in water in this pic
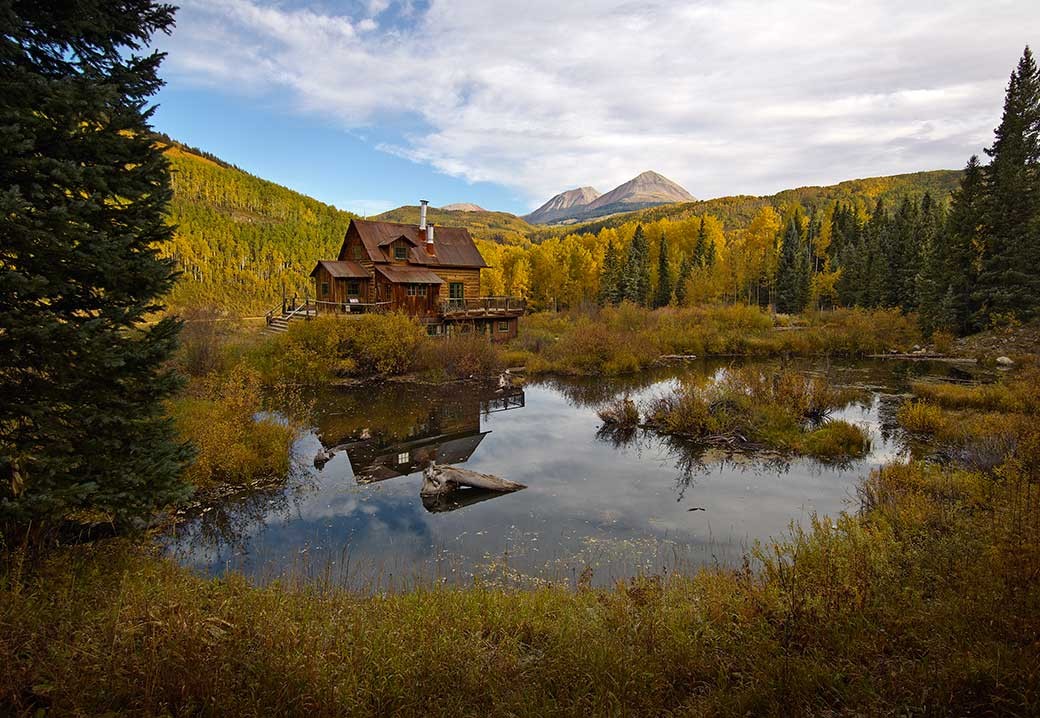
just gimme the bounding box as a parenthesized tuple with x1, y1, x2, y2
(420, 462, 526, 496)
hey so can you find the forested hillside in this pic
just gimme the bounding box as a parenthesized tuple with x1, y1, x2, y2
(474, 170, 964, 314)
(161, 143, 357, 314)
(374, 205, 533, 245)
(158, 142, 965, 318)
(569, 170, 963, 235)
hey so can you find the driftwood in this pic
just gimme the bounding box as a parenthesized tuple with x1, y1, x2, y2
(420, 462, 526, 496)
(422, 488, 508, 513)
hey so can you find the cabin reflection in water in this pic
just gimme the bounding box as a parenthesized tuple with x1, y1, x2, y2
(314, 386, 525, 510)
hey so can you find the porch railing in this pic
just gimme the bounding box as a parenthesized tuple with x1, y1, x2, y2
(440, 296, 526, 316)
(314, 299, 392, 315)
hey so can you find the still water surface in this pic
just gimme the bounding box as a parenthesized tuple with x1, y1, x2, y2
(166, 359, 964, 588)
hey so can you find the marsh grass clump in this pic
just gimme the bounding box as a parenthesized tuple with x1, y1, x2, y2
(645, 368, 868, 460)
(899, 366, 1040, 468)
(597, 396, 640, 428)
(800, 420, 871, 461)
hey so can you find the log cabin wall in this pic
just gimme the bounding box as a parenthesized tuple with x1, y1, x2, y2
(337, 225, 377, 302)
(313, 265, 369, 311)
(373, 274, 439, 316)
(432, 267, 481, 301)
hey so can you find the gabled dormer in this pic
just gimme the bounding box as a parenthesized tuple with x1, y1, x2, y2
(379, 234, 419, 263)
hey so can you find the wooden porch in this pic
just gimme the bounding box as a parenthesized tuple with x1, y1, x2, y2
(440, 296, 526, 319)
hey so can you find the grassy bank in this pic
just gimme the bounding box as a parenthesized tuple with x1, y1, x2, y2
(3, 327, 1039, 715)
(2, 449, 1037, 715)
(508, 304, 922, 375)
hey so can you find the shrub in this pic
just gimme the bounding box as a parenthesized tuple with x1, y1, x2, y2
(418, 334, 503, 380)
(931, 330, 955, 355)
(342, 312, 426, 375)
(175, 305, 232, 377)
(168, 366, 295, 490)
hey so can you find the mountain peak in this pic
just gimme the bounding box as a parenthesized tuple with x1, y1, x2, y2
(525, 171, 694, 225)
(522, 186, 601, 224)
(440, 203, 486, 212)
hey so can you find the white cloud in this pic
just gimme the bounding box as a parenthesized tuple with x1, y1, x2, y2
(162, 0, 1039, 207)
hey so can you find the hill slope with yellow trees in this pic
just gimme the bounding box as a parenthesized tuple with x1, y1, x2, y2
(374, 204, 534, 245)
(160, 140, 358, 315)
(159, 138, 962, 316)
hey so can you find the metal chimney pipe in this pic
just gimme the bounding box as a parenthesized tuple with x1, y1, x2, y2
(425, 223, 435, 254)
(419, 199, 428, 230)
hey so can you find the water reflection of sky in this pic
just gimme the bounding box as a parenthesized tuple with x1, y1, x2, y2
(164, 359, 960, 588)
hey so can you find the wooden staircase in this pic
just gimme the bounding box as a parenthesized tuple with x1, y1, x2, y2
(264, 300, 315, 333)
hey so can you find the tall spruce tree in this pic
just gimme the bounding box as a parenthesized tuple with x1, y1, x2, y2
(775, 218, 809, 314)
(943, 156, 986, 333)
(0, 0, 192, 531)
(599, 238, 621, 305)
(622, 225, 651, 305)
(692, 218, 708, 267)
(674, 256, 692, 305)
(974, 46, 1040, 323)
(654, 233, 672, 307)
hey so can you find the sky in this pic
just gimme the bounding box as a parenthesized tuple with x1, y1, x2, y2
(152, 0, 1040, 216)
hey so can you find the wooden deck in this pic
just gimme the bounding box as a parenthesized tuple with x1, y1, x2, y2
(266, 296, 525, 332)
(440, 297, 525, 319)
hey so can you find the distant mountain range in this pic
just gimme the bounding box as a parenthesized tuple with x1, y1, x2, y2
(524, 170, 696, 225)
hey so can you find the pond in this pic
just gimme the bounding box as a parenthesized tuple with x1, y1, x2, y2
(164, 358, 974, 588)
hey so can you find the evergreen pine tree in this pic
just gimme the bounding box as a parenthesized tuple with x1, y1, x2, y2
(622, 225, 652, 305)
(915, 231, 946, 335)
(863, 200, 889, 308)
(674, 256, 692, 305)
(692, 218, 708, 267)
(654, 233, 672, 307)
(775, 219, 809, 314)
(0, 0, 192, 531)
(599, 239, 620, 305)
(975, 46, 1040, 323)
(944, 156, 986, 333)
(704, 229, 717, 268)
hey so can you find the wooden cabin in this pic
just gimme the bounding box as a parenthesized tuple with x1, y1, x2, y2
(309, 201, 522, 340)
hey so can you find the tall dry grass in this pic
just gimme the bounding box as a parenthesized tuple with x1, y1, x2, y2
(512, 304, 921, 375)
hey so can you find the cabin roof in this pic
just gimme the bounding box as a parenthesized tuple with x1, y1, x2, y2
(310, 260, 369, 279)
(375, 265, 445, 284)
(347, 219, 488, 268)
(377, 233, 420, 247)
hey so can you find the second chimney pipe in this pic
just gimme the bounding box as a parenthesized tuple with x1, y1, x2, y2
(419, 199, 429, 230)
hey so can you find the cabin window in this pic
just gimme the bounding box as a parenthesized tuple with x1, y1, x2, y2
(351, 245, 362, 260)
(407, 284, 426, 296)
(320, 281, 329, 297)
(347, 281, 360, 297)
(426, 324, 440, 336)
(449, 282, 464, 299)
(498, 320, 509, 333)
(394, 244, 408, 260)
(397, 451, 409, 465)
